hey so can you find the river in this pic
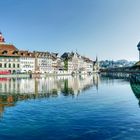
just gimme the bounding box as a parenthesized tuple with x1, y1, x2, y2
(0, 74, 139, 140)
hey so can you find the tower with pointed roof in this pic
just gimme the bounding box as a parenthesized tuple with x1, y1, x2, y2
(93, 56, 100, 72)
(0, 32, 20, 74)
(137, 41, 140, 61)
(0, 32, 5, 43)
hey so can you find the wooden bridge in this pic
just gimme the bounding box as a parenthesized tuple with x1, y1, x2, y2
(100, 66, 140, 73)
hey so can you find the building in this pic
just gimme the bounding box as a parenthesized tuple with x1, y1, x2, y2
(0, 32, 99, 75)
(61, 52, 78, 74)
(61, 52, 95, 74)
(34, 51, 53, 73)
(0, 33, 20, 74)
(19, 50, 35, 73)
(51, 53, 64, 74)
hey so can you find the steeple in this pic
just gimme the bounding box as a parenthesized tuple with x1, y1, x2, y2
(0, 32, 5, 43)
(96, 56, 98, 62)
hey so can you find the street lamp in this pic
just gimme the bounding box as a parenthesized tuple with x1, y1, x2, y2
(137, 41, 140, 61)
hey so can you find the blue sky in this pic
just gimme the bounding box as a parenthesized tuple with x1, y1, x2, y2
(0, 0, 140, 61)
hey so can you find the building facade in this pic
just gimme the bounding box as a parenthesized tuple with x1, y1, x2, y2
(61, 52, 96, 74)
(0, 33, 20, 74)
(0, 33, 99, 75)
(34, 51, 53, 73)
(19, 51, 35, 73)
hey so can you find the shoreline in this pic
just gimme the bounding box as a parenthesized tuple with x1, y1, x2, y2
(0, 72, 99, 78)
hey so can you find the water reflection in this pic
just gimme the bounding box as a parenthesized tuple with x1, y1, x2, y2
(130, 74, 140, 106)
(100, 72, 130, 80)
(101, 72, 140, 107)
(0, 75, 99, 115)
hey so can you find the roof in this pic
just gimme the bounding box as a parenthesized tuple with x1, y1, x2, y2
(0, 44, 18, 51)
(80, 56, 93, 63)
(0, 50, 19, 57)
(61, 52, 93, 63)
(18, 50, 35, 58)
(0, 43, 19, 57)
(34, 51, 51, 58)
(61, 52, 74, 60)
(137, 41, 140, 47)
(132, 61, 140, 69)
(134, 61, 140, 66)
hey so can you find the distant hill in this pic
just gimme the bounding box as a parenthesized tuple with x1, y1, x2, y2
(100, 59, 136, 68)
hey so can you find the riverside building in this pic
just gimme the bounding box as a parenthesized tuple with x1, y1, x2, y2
(19, 51, 35, 73)
(0, 33, 99, 75)
(61, 52, 97, 75)
(0, 33, 20, 74)
(34, 51, 53, 74)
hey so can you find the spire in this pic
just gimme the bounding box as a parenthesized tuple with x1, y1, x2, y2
(76, 48, 78, 54)
(96, 56, 98, 62)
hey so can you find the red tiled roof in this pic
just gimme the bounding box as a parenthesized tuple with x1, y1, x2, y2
(0, 44, 18, 51)
(0, 50, 19, 57)
(18, 50, 35, 58)
(0, 43, 19, 57)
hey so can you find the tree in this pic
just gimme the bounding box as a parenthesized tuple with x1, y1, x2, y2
(64, 59, 68, 71)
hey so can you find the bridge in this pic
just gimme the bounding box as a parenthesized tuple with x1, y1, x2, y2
(100, 66, 140, 73)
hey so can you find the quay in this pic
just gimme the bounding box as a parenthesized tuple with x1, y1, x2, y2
(0, 72, 97, 78)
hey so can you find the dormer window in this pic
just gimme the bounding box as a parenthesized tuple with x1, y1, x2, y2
(13, 51, 18, 55)
(28, 53, 32, 56)
(2, 50, 7, 54)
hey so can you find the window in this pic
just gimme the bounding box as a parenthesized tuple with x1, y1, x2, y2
(13, 51, 18, 55)
(0, 63, 2, 68)
(2, 51, 7, 55)
(13, 63, 15, 68)
(4, 63, 7, 68)
(9, 63, 11, 68)
(17, 64, 20, 68)
(13, 70, 16, 74)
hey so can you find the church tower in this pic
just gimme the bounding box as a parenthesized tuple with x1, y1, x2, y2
(93, 56, 100, 72)
(0, 32, 5, 43)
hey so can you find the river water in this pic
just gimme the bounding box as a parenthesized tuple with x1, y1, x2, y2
(0, 74, 139, 140)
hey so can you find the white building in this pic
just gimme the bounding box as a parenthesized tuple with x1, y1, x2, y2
(82, 56, 93, 74)
(61, 52, 94, 74)
(19, 51, 35, 73)
(51, 53, 65, 74)
(61, 52, 79, 74)
(34, 51, 53, 74)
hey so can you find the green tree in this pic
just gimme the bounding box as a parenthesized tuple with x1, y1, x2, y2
(64, 59, 68, 71)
